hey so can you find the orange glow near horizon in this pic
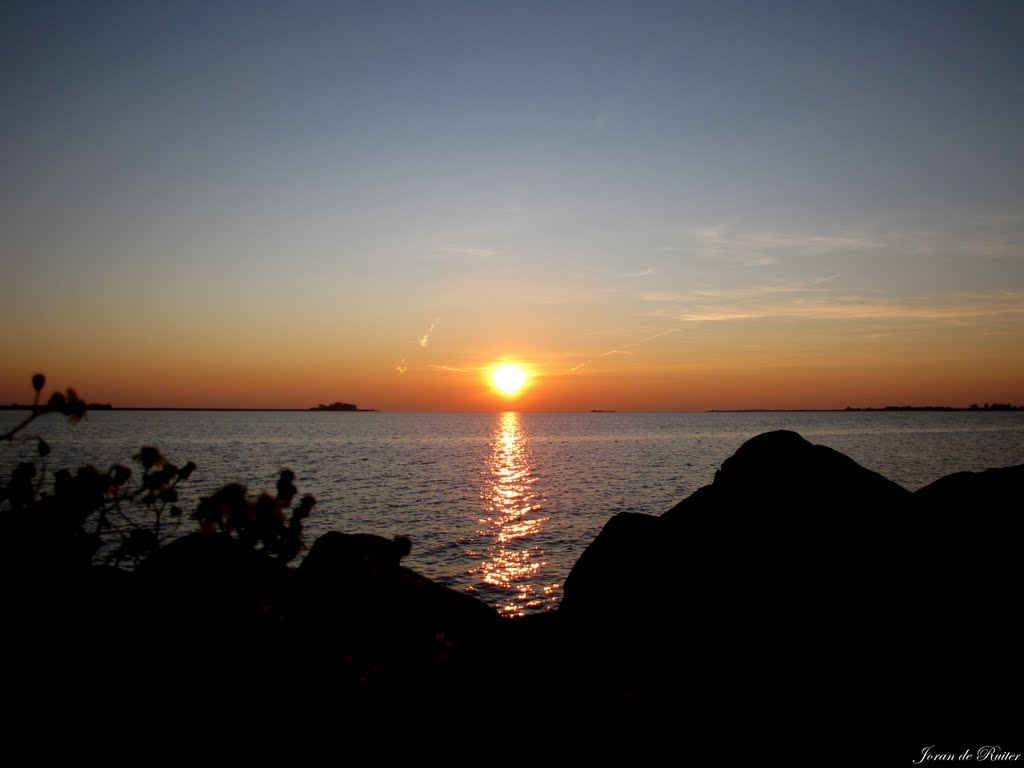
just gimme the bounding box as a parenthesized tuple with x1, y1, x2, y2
(1, 324, 1022, 412)
(1, 351, 1023, 413)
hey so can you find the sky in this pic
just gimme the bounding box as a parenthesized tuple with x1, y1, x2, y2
(2, 0, 1022, 411)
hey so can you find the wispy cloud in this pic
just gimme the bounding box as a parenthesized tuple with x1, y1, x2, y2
(812, 274, 841, 285)
(674, 223, 883, 267)
(430, 245, 500, 263)
(635, 328, 683, 344)
(962, 238, 1022, 258)
(660, 286, 1024, 324)
(643, 283, 810, 303)
(568, 329, 679, 373)
(418, 318, 440, 348)
(395, 318, 440, 375)
(430, 364, 476, 374)
(622, 266, 657, 278)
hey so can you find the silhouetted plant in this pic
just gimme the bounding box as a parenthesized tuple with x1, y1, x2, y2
(97, 445, 197, 565)
(1, 374, 197, 567)
(1, 373, 87, 443)
(2, 445, 197, 568)
(193, 469, 315, 563)
(3, 373, 316, 570)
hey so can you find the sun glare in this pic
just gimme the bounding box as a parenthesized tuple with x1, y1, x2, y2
(490, 363, 529, 397)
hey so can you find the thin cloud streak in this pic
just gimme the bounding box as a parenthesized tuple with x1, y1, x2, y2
(430, 364, 476, 374)
(568, 329, 680, 373)
(635, 328, 683, 344)
(429, 245, 500, 263)
(671, 290, 1024, 324)
(622, 266, 657, 278)
(674, 223, 884, 267)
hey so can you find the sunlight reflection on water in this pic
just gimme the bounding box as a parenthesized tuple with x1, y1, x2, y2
(469, 412, 557, 616)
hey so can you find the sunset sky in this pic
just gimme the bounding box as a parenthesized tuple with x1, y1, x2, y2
(2, 1, 1022, 411)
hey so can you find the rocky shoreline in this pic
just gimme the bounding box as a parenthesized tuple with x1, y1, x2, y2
(6, 430, 1020, 752)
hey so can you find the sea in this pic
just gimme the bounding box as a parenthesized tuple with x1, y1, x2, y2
(3, 409, 1023, 616)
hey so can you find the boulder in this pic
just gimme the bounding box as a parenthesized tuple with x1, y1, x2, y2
(901, 464, 1024, 738)
(911, 463, 1023, 512)
(557, 430, 1023, 744)
(662, 429, 910, 521)
(294, 530, 500, 721)
(559, 512, 677, 633)
(557, 430, 916, 734)
(134, 530, 292, 624)
(297, 530, 497, 635)
(564, 431, 911, 633)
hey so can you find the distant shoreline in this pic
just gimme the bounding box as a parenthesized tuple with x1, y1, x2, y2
(711, 405, 1022, 413)
(0, 405, 379, 413)
(2, 404, 1020, 413)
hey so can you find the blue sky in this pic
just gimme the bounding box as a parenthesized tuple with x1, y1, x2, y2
(2, 1, 1022, 409)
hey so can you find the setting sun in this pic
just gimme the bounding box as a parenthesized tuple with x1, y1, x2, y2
(490, 363, 530, 397)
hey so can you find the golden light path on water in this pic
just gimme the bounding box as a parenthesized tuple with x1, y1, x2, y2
(470, 412, 557, 617)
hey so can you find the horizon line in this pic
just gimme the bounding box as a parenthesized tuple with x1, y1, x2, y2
(3, 404, 1021, 414)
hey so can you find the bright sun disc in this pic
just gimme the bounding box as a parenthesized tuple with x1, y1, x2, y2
(491, 364, 529, 396)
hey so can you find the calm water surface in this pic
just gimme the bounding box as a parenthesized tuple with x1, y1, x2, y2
(3, 410, 1022, 615)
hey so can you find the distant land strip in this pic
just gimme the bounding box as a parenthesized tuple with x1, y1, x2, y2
(711, 404, 1022, 412)
(2, 404, 1020, 413)
(0, 404, 379, 412)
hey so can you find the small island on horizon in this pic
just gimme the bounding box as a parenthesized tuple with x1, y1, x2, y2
(310, 401, 379, 412)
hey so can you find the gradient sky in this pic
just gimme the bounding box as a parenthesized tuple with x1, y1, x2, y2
(2, 1, 1022, 410)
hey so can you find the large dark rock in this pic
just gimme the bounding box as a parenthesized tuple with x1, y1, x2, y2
(294, 531, 500, 722)
(558, 430, 1023, 745)
(901, 464, 1024, 739)
(911, 464, 1023, 511)
(663, 429, 911, 520)
(560, 512, 676, 629)
(558, 431, 914, 736)
(556, 512, 710, 732)
(134, 530, 292, 621)
(297, 531, 497, 630)
(565, 431, 910, 633)
(128, 532, 296, 713)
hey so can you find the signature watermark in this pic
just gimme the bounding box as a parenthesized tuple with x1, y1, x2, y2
(914, 746, 1022, 763)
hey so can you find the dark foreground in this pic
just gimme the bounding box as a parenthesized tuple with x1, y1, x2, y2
(5, 430, 1021, 756)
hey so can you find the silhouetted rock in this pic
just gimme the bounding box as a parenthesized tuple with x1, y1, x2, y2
(557, 430, 1022, 746)
(558, 431, 915, 738)
(556, 512, 707, 732)
(662, 429, 910, 520)
(901, 464, 1024, 739)
(560, 512, 677, 635)
(293, 531, 500, 723)
(134, 531, 291, 620)
(911, 463, 1023, 511)
(565, 430, 909, 636)
(300, 530, 412, 580)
